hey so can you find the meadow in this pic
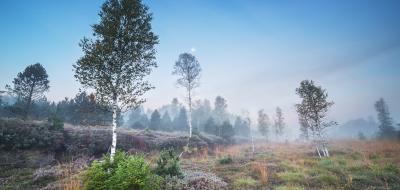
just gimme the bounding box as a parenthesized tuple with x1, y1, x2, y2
(5, 139, 397, 190)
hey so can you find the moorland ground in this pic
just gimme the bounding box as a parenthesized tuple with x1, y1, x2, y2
(1, 119, 399, 190)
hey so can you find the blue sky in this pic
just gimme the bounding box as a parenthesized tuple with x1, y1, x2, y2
(0, 0, 399, 127)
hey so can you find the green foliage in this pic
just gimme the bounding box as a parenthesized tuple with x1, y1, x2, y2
(295, 80, 336, 141)
(218, 156, 233, 165)
(154, 149, 183, 178)
(83, 151, 160, 190)
(74, 0, 158, 110)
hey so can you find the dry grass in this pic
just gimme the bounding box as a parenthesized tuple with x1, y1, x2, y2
(58, 163, 82, 190)
(183, 139, 400, 189)
(251, 162, 268, 186)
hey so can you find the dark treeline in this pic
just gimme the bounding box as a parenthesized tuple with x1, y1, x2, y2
(0, 90, 123, 126)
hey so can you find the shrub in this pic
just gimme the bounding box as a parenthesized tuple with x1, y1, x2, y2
(163, 175, 186, 190)
(183, 170, 228, 190)
(154, 149, 183, 178)
(218, 156, 233, 165)
(83, 151, 160, 190)
(0, 118, 64, 150)
(160, 170, 228, 190)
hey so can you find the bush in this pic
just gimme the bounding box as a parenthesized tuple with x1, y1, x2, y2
(183, 170, 228, 190)
(0, 118, 64, 150)
(154, 149, 183, 178)
(218, 156, 233, 165)
(83, 151, 160, 190)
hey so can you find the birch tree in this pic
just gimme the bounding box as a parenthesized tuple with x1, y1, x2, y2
(74, 0, 158, 162)
(295, 80, 337, 157)
(172, 53, 201, 138)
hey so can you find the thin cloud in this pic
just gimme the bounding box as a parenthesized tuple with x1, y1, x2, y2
(312, 39, 400, 78)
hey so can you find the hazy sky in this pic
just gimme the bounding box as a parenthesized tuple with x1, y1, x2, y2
(1, 0, 399, 127)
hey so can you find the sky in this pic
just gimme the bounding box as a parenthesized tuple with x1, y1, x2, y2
(0, 0, 399, 128)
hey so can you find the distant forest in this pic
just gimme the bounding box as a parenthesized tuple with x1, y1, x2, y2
(0, 89, 249, 142)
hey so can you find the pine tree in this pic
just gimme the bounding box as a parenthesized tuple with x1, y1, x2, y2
(161, 111, 172, 131)
(173, 108, 189, 132)
(374, 98, 396, 139)
(150, 109, 161, 130)
(6, 63, 49, 118)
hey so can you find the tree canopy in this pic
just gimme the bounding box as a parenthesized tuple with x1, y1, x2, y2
(6, 63, 50, 118)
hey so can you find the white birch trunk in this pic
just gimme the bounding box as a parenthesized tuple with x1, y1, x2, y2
(188, 109, 192, 138)
(324, 147, 330, 157)
(251, 131, 255, 155)
(188, 90, 192, 138)
(110, 99, 118, 162)
(316, 146, 322, 158)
